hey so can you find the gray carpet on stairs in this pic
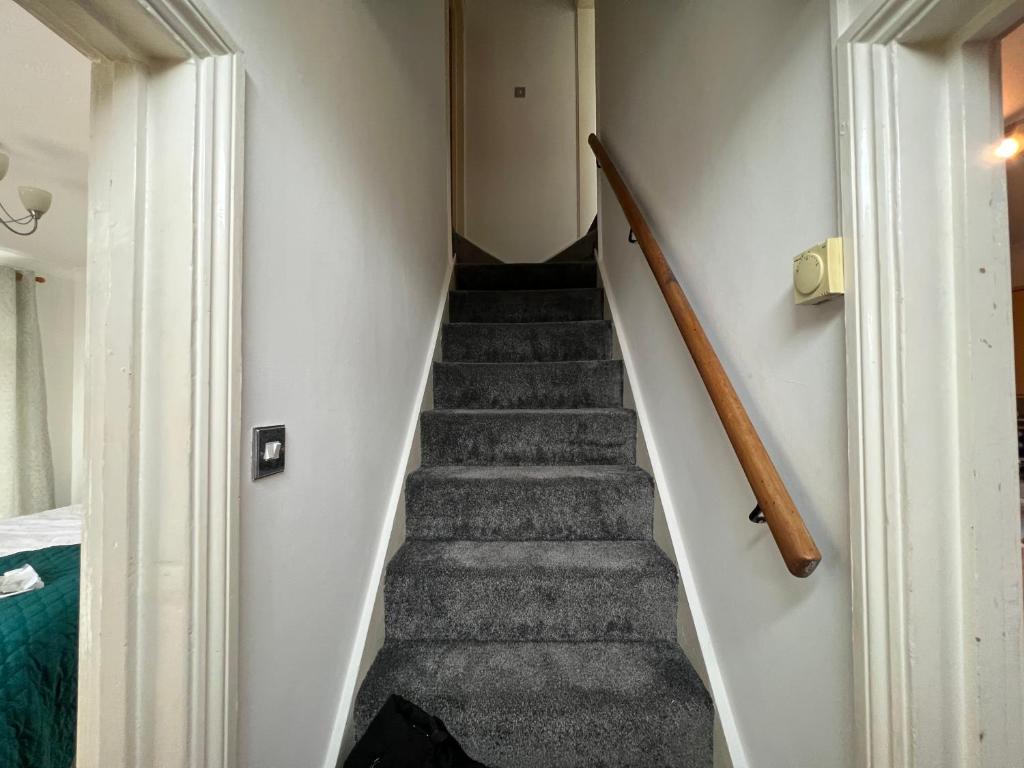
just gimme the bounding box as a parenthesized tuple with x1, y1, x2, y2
(406, 465, 654, 541)
(442, 320, 613, 363)
(352, 260, 713, 767)
(450, 288, 604, 323)
(421, 408, 637, 466)
(433, 360, 623, 409)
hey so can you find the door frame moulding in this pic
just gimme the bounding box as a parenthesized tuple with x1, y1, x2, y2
(833, 0, 1024, 765)
(13, 1, 245, 767)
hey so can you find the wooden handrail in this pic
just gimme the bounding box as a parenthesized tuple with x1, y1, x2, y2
(590, 134, 821, 578)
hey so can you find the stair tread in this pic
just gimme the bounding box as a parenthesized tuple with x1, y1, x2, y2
(435, 359, 618, 369)
(424, 406, 633, 416)
(450, 287, 602, 297)
(389, 539, 675, 575)
(458, 260, 595, 268)
(386, 540, 678, 642)
(444, 320, 610, 328)
(358, 640, 708, 706)
(441, 320, 612, 363)
(356, 641, 713, 767)
(406, 465, 654, 541)
(410, 464, 651, 481)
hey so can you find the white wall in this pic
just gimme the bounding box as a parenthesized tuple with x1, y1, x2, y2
(463, 0, 579, 262)
(576, 7, 597, 235)
(195, 2, 452, 767)
(595, 2, 852, 766)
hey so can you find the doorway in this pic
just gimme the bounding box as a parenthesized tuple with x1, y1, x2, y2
(449, 0, 597, 263)
(0, 6, 88, 766)
(3, 1, 244, 766)
(835, 0, 1024, 764)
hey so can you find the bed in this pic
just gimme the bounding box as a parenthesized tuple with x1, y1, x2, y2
(0, 505, 82, 768)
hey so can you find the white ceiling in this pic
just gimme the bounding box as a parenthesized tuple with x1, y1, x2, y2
(0, 0, 90, 270)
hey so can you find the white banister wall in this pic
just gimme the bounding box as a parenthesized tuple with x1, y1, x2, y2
(594, 2, 853, 766)
(196, 1, 451, 766)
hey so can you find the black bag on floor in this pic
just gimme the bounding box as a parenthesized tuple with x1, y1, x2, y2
(344, 694, 488, 768)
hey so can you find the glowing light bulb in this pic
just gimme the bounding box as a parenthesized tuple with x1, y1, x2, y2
(996, 137, 1021, 159)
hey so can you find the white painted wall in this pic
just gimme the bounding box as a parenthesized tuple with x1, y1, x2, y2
(463, 0, 579, 262)
(595, 2, 852, 766)
(195, 2, 452, 767)
(576, 7, 597, 235)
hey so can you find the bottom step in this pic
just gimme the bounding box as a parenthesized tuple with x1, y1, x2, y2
(353, 641, 713, 768)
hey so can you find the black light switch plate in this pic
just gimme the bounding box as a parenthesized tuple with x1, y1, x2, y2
(252, 425, 286, 480)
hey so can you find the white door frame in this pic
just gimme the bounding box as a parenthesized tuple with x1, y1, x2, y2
(14, 1, 244, 766)
(834, 0, 1024, 765)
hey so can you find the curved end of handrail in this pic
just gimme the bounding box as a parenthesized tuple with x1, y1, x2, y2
(788, 552, 822, 579)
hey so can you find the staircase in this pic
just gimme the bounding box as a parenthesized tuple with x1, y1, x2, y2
(353, 260, 713, 767)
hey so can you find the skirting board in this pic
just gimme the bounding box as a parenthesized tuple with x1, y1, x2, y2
(322, 255, 455, 768)
(596, 253, 748, 768)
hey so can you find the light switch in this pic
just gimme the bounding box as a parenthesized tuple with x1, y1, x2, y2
(252, 425, 285, 479)
(794, 237, 844, 305)
(514, 86, 526, 98)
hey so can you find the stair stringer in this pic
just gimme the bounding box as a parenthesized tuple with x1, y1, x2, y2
(598, 258, 746, 768)
(323, 257, 455, 768)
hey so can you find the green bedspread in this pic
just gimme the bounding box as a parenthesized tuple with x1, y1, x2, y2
(0, 545, 79, 768)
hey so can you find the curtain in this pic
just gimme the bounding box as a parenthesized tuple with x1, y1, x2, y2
(0, 266, 54, 519)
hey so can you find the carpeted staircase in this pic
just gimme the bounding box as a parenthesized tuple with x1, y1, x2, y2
(353, 260, 713, 767)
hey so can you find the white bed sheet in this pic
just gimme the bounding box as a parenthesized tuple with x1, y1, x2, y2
(0, 505, 83, 557)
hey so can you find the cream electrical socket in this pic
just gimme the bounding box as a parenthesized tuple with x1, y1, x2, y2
(793, 237, 844, 305)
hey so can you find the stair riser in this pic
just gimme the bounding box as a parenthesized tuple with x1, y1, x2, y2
(421, 411, 636, 466)
(433, 361, 622, 409)
(385, 571, 677, 642)
(442, 322, 612, 363)
(449, 289, 603, 323)
(455, 262, 597, 291)
(406, 470, 654, 540)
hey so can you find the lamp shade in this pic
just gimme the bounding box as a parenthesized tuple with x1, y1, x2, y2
(18, 187, 52, 218)
(0, 153, 8, 182)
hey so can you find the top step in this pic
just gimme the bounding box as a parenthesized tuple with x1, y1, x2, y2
(456, 262, 597, 291)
